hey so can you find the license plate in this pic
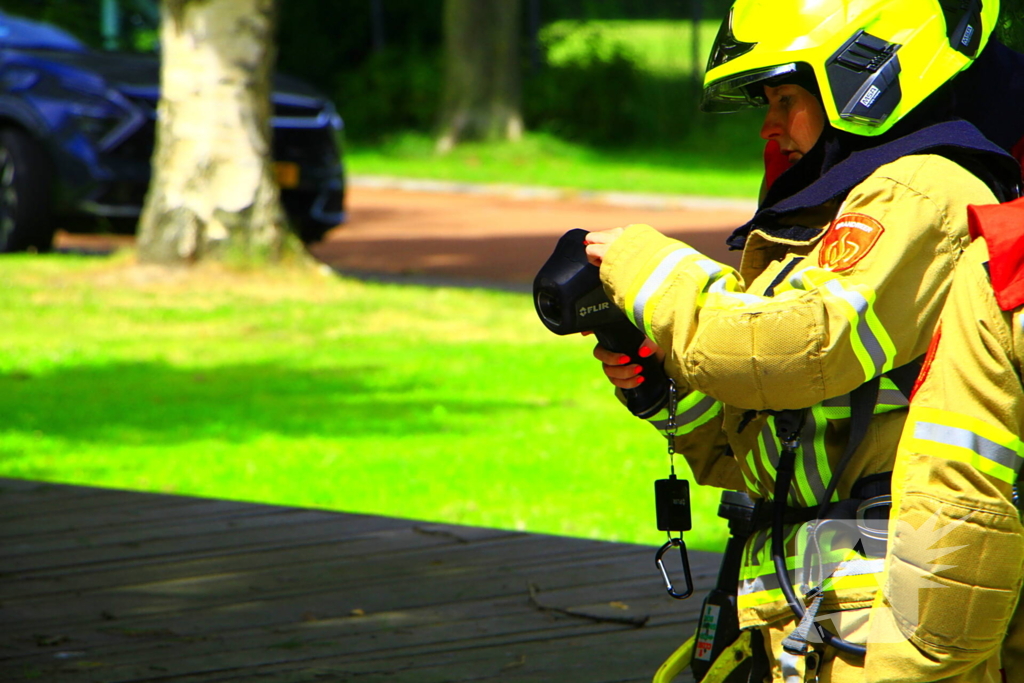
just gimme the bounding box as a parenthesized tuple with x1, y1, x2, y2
(274, 161, 300, 189)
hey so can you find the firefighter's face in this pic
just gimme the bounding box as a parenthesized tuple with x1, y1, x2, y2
(760, 84, 825, 165)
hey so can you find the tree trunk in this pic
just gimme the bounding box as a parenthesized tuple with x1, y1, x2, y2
(138, 0, 305, 266)
(436, 0, 523, 152)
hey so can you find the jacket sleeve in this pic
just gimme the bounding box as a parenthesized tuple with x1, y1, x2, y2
(599, 156, 995, 412)
(865, 238, 1024, 683)
(635, 390, 742, 490)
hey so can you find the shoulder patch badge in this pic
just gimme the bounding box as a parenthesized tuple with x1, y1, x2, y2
(818, 213, 885, 272)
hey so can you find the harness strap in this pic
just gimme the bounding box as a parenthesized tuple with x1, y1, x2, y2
(885, 358, 923, 400)
(814, 376, 880, 517)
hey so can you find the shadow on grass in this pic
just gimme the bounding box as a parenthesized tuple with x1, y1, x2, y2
(0, 361, 538, 444)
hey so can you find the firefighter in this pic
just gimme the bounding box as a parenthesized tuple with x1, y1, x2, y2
(865, 198, 1024, 683)
(582, 0, 1021, 681)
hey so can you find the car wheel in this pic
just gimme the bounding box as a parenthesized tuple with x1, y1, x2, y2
(0, 128, 54, 253)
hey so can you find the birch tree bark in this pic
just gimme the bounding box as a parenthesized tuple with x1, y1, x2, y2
(138, 0, 304, 265)
(436, 0, 523, 152)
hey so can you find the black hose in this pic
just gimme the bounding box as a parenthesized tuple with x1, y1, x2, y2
(772, 447, 867, 658)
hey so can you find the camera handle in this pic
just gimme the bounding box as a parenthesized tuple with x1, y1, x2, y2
(593, 321, 669, 420)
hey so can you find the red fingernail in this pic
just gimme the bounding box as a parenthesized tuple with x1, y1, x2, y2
(635, 375, 645, 384)
(633, 366, 643, 375)
(618, 355, 631, 365)
(638, 346, 654, 358)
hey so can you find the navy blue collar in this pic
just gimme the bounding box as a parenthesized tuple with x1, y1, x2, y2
(728, 120, 1021, 250)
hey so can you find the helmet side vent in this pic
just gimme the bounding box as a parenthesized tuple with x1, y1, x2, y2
(826, 31, 903, 126)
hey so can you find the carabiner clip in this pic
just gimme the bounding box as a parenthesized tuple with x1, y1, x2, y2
(656, 537, 694, 600)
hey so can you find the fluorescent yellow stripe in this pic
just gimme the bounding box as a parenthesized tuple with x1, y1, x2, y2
(642, 257, 726, 338)
(904, 406, 1023, 484)
(738, 588, 786, 609)
(742, 449, 759, 493)
(753, 427, 778, 491)
(678, 400, 722, 436)
(821, 572, 883, 593)
(824, 284, 875, 381)
(902, 438, 1017, 483)
(647, 392, 722, 436)
(798, 267, 875, 381)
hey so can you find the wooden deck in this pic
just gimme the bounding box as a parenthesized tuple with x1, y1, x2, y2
(0, 478, 722, 682)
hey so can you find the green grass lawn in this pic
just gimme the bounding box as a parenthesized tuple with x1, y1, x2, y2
(345, 131, 764, 199)
(0, 254, 731, 550)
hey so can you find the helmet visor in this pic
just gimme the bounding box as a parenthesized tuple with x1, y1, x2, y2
(700, 63, 799, 113)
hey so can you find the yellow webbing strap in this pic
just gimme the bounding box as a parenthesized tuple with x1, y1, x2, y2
(652, 630, 753, 683)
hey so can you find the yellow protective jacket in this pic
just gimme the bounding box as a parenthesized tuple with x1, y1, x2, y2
(866, 224, 1024, 680)
(599, 154, 998, 632)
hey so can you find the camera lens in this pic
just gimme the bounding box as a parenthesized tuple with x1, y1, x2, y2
(536, 289, 563, 326)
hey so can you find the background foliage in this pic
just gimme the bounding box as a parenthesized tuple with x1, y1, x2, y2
(277, 0, 736, 147)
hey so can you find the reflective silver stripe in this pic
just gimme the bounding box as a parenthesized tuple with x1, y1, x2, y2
(649, 393, 720, 431)
(823, 279, 887, 377)
(822, 388, 907, 410)
(679, 393, 720, 427)
(877, 389, 909, 407)
(822, 394, 850, 408)
(631, 247, 698, 328)
(739, 570, 780, 596)
(914, 422, 1024, 472)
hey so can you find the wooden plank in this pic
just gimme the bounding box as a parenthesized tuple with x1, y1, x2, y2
(0, 522, 527, 601)
(0, 496, 279, 538)
(0, 477, 115, 503)
(179, 623, 698, 683)
(0, 522, 628, 594)
(0, 543, 713, 674)
(0, 535, 668, 627)
(7, 600, 700, 683)
(0, 481, 720, 683)
(0, 479, 248, 521)
(1, 508, 438, 572)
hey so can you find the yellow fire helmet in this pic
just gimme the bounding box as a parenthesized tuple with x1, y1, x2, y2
(701, 0, 999, 136)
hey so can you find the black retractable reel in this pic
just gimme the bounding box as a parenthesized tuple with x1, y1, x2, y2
(655, 474, 694, 600)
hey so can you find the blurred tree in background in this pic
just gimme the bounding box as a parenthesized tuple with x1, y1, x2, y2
(436, 0, 523, 151)
(137, 0, 304, 265)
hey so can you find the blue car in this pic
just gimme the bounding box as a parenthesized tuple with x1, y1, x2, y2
(0, 8, 346, 252)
